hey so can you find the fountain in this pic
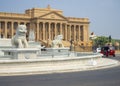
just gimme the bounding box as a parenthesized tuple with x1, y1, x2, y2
(51, 35, 64, 48)
(28, 29, 42, 54)
(28, 29, 35, 42)
(1, 25, 39, 59)
(0, 35, 12, 56)
(45, 35, 70, 57)
(0, 26, 111, 76)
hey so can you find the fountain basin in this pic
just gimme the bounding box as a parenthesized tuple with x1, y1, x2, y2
(0, 52, 105, 76)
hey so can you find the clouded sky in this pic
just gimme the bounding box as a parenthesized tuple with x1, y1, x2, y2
(0, 0, 120, 39)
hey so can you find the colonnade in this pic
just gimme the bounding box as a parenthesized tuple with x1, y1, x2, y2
(0, 21, 30, 38)
(0, 21, 89, 44)
(32, 22, 87, 42)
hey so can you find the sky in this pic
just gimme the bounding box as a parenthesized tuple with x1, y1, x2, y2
(0, 0, 120, 39)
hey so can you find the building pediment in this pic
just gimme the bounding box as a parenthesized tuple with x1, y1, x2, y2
(38, 11, 68, 21)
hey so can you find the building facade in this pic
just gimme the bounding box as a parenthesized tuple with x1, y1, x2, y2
(0, 5, 90, 47)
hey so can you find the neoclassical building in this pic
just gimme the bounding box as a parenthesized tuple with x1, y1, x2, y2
(0, 5, 90, 47)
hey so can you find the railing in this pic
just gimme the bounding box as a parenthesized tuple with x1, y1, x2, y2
(0, 12, 30, 18)
(38, 47, 101, 58)
(73, 46, 92, 52)
(39, 48, 70, 57)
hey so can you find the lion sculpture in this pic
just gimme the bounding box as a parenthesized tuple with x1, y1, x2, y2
(11, 25, 28, 48)
(51, 35, 64, 48)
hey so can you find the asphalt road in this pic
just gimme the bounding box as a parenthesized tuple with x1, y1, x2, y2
(0, 55, 120, 86)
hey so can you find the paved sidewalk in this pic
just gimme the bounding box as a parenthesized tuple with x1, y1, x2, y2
(0, 57, 119, 76)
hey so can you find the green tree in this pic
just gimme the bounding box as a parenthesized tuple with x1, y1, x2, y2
(93, 36, 109, 47)
(91, 36, 120, 48)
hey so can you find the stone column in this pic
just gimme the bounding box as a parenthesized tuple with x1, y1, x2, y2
(54, 23, 56, 37)
(69, 24, 71, 40)
(32, 23, 36, 40)
(50, 23, 53, 40)
(5, 21, 7, 38)
(81, 25, 84, 41)
(39, 22, 42, 40)
(30, 22, 33, 29)
(43, 22, 45, 40)
(78, 25, 80, 41)
(11, 21, 14, 37)
(72, 25, 75, 41)
(69, 25, 72, 40)
(65, 24, 67, 41)
(60, 23, 62, 35)
(45, 23, 48, 40)
(36, 22, 39, 41)
(48, 22, 51, 40)
(18, 22, 20, 25)
(24, 22, 26, 25)
(74, 25, 76, 41)
(84, 25, 89, 42)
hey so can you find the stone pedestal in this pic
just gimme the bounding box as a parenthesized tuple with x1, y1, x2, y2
(2, 48, 39, 59)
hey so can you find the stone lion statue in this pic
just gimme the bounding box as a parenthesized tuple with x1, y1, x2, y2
(51, 35, 64, 48)
(11, 25, 28, 48)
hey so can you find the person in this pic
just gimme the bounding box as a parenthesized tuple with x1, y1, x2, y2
(70, 39, 73, 51)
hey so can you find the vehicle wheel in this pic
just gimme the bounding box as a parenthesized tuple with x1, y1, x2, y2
(106, 55, 108, 57)
(113, 54, 115, 57)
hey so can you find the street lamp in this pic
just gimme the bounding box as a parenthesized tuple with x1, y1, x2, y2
(109, 35, 111, 43)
